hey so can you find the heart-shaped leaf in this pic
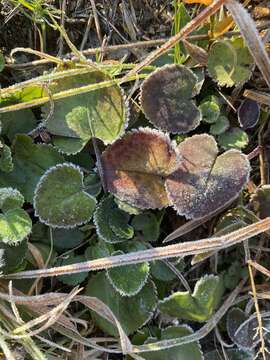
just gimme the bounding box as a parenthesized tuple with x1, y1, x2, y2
(159, 275, 224, 321)
(140, 325, 203, 360)
(140, 64, 201, 133)
(0, 135, 64, 202)
(44, 70, 128, 153)
(85, 272, 157, 336)
(0, 188, 32, 245)
(238, 99, 260, 129)
(165, 134, 250, 219)
(218, 128, 249, 150)
(207, 38, 253, 87)
(94, 196, 133, 243)
(106, 250, 149, 297)
(102, 128, 179, 209)
(34, 163, 96, 228)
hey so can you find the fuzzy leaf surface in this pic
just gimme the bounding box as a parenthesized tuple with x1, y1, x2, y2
(165, 134, 250, 219)
(141, 64, 201, 133)
(34, 163, 96, 228)
(102, 128, 178, 209)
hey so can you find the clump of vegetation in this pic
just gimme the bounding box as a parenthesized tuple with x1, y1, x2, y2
(0, 0, 270, 359)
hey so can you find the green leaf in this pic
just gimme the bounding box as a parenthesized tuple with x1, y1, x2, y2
(131, 211, 160, 242)
(34, 163, 96, 228)
(159, 275, 224, 321)
(218, 127, 249, 150)
(165, 134, 250, 219)
(0, 207, 32, 245)
(85, 272, 157, 336)
(0, 135, 64, 202)
(151, 258, 185, 282)
(207, 38, 253, 87)
(44, 70, 128, 150)
(0, 109, 37, 142)
(0, 188, 32, 245)
(0, 143, 13, 173)
(199, 95, 220, 124)
(94, 196, 133, 243)
(102, 128, 179, 209)
(141, 64, 201, 133)
(52, 135, 87, 155)
(58, 254, 88, 285)
(114, 198, 141, 215)
(85, 237, 114, 260)
(84, 171, 101, 197)
(31, 222, 85, 251)
(140, 326, 203, 360)
(0, 240, 28, 273)
(106, 250, 149, 297)
(210, 115, 230, 135)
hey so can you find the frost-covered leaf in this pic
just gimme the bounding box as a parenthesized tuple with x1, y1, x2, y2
(205, 349, 254, 360)
(207, 38, 253, 87)
(0, 188, 31, 245)
(159, 275, 224, 321)
(115, 198, 141, 215)
(94, 196, 133, 243)
(141, 325, 203, 360)
(238, 99, 260, 129)
(51, 135, 87, 155)
(44, 70, 127, 150)
(0, 142, 13, 173)
(227, 308, 258, 349)
(85, 237, 114, 260)
(0, 110, 37, 142)
(131, 211, 161, 242)
(140, 64, 201, 133)
(218, 128, 249, 150)
(58, 254, 88, 285)
(85, 272, 157, 336)
(84, 172, 101, 197)
(251, 185, 270, 219)
(0, 135, 64, 202)
(102, 128, 179, 209)
(199, 95, 220, 124)
(210, 115, 230, 135)
(165, 134, 250, 219)
(34, 163, 96, 228)
(106, 250, 149, 297)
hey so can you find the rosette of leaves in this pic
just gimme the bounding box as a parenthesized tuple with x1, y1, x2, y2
(43, 69, 128, 154)
(85, 272, 157, 336)
(207, 37, 253, 87)
(0, 188, 32, 245)
(34, 163, 96, 228)
(140, 64, 201, 133)
(136, 326, 203, 360)
(159, 275, 224, 322)
(94, 195, 134, 243)
(102, 128, 179, 209)
(106, 250, 150, 297)
(0, 135, 64, 202)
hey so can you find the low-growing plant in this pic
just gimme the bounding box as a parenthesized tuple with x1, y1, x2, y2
(0, 1, 269, 358)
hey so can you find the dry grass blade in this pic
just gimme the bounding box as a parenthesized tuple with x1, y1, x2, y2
(244, 89, 270, 106)
(225, 0, 270, 88)
(4, 217, 270, 280)
(122, 0, 225, 80)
